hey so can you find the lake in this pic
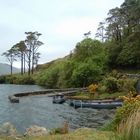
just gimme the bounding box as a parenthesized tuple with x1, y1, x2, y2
(0, 84, 115, 133)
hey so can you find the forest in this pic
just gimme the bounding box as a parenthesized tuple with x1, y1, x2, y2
(1, 0, 140, 89)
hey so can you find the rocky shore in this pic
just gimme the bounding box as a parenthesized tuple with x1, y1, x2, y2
(0, 122, 50, 138)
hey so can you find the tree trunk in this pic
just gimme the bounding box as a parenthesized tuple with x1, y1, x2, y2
(28, 48, 31, 76)
(21, 53, 23, 75)
(31, 48, 35, 74)
(10, 62, 13, 75)
(24, 54, 26, 74)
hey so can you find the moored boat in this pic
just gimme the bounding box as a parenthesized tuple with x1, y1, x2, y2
(69, 99, 123, 109)
(52, 94, 66, 104)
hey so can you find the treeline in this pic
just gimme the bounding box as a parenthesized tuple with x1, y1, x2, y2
(1, 0, 140, 87)
(2, 32, 43, 75)
(96, 0, 140, 68)
(34, 0, 140, 88)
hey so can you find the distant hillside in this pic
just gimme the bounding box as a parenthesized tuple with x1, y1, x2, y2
(0, 63, 20, 75)
(36, 56, 69, 70)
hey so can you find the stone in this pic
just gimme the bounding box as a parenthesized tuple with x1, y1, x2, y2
(0, 122, 17, 136)
(24, 125, 49, 136)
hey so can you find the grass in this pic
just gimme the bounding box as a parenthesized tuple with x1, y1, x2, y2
(97, 92, 126, 99)
(68, 91, 126, 100)
(0, 128, 112, 140)
(116, 110, 140, 140)
(110, 109, 140, 140)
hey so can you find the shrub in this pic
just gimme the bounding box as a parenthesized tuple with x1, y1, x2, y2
(88, 83, 99, 98)
(71, 63, 102, 87)
(117, 78, 137, 92)
(116, 110, 140, 140)
(18, 76, 35, 85)
(111, 110, 140, 140)
(104, 76, 118, 93)
(110, 70, 122, 79)
(102, 72, 137, 93)
(0, 76, 6, 83)
(106, 92, 140, 131)
(35, 63, 62, 88)
(98, 84, 107, 93)
(88, 84, 98, 93)
(5, 75, 18, 84)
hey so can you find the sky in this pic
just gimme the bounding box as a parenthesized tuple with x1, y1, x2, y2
(0, 0, 124, 68)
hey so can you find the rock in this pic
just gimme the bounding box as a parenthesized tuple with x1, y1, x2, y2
(0, 122, 17, 136)
(24, 125, 49, 136)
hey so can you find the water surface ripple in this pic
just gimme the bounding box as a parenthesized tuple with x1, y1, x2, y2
(0, 84, 115, 133)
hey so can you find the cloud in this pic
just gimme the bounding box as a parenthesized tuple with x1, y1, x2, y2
(55, 17, 99, 39)
(0, 0, 124, 67)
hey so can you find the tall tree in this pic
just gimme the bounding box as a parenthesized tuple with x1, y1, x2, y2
(2, 48, 17, 75)
(34, 52, 40, 70)
(25, 31, 43, 75)
(13, 41, 26, 75)
(95, 22, 106, 42)
(104, 0, 140, 68)
(106, 7, 122, 42)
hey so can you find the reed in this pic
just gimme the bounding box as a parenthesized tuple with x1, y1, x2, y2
(112, 109, 140, 140)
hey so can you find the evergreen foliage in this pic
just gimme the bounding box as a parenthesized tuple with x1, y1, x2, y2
(103, 0, 140, 68)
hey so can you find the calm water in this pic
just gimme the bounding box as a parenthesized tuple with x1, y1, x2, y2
(0, 84, 115, 133)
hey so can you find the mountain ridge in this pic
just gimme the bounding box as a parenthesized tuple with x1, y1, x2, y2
(0, 63, 20, 75)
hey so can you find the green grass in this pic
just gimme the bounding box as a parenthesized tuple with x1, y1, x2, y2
(0, 128, 113, 140)
(110, 110, 140, 140)
(97, 92, 126, 99)
(69, 92, 126, 100)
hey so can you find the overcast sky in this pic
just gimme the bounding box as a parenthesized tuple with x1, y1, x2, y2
(0, 0, 124, 68)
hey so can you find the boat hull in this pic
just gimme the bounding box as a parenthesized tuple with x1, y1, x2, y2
(69, 100, 123, 109)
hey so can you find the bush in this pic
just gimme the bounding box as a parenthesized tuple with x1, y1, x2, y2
(102, 71, 137, 93)
(106, 93, 140, 131)
(35, 68, 59, 88)
(98, 84, 107, 93)
(111, 110, 140, 140)
(0, 76, 6, 83)
(5, 75, 18, 84)
(18, 76, 35, 85)
(104, 76, 118, 93)
(71, 63, 102, 87)
(88, 84, 98, 93)
(117, 78, 137, 92)
(4, 75, 35, 85)
(116, 110, 140, 140)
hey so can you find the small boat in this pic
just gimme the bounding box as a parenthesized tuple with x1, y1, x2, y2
(52, 94, 66, 104)
(69, 100, 123, 109)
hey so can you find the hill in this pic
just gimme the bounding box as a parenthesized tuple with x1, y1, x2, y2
(0, 63, 20, 75)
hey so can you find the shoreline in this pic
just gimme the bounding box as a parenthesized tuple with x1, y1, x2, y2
(8, 88, 86, 103)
